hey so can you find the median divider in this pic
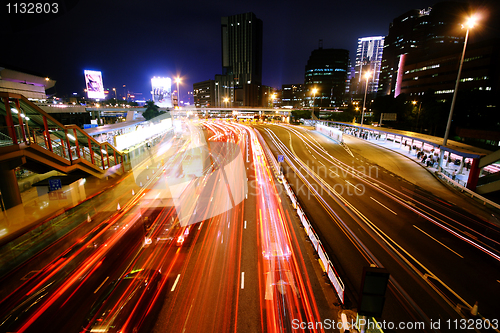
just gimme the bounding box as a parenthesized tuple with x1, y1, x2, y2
(255, 130, 345, 304)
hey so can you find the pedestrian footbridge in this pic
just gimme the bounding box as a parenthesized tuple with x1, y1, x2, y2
(0, 92, 124, 209)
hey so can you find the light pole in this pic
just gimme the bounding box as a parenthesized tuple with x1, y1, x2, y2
(224, 97, 229, 108)
(311, 88, 318, 119)
(440, 14, 478, 169)
(412, 100, 422, 132)
(361, 71, 371, 126)
(271, 93, 276, 108)
(175, 77, 181, 107)
(112, 88, 117, 102)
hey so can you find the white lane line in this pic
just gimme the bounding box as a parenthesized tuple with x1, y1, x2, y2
(413, 225, 463, 258)
(318, 160, 325, 166)
(94, 276, 109, 293)
(345, 180, 362, 191)
(370, 197, 398, 215)
(198, 222, 203, 230)
(244, 220, 247, 229)
(241, 272, 245, 289)
(171, 274, 181, 291)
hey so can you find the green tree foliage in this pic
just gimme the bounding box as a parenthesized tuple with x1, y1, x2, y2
(143, 101, 160, 121)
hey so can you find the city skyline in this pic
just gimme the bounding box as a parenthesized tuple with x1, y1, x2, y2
(1, 0, 498, 102)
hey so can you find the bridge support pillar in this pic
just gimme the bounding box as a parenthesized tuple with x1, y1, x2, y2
(0, 165, 22, 210)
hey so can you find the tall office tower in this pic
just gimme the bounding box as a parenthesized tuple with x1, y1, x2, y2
(216, 12, 263, 107)
(378, 1, 469, 97)
(304, 47, 349, 108)
(353, 36, 384, 96)
(221, 12, 263, 85)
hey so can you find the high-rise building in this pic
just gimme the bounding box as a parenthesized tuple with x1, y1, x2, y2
(304, 47, 349, 108)
(221, 12, 263, 85)
(352, 36, 384, 96)
(214, 12, 263, 107)
(193, 80, 215, 108)
(378, 2, 469, 97)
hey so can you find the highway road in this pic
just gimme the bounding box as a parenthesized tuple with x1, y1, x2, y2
(256, 123, 500, 331)
(0, 119, 339, 333)
(152, 120, 332, 333)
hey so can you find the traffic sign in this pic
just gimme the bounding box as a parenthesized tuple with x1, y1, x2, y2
(48, 178, 62, 191)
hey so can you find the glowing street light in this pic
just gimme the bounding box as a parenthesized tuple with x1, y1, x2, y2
(175, 76, 182, 106)
(311, 88, 318, 119)
(440, 13, 479, 170)
(271, 93, 276, 107)
(360, 71, 371, 126)
(112, 88, 117, 101)
(223, 97, 229, 108)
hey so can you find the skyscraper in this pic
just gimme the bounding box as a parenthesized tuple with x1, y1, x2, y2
(353, 36, 384, 96)
(221, 12, 263, 85)
(304, 47, 349, 108)
(378, 2, 469, 97)
(215, 12, 263, 107)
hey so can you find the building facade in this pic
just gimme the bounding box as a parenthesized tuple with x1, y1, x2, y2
(214, 12, 263, 107)
(399, 39, 499, 98)
(281, 84, 304, 108)
(0, 67, 56, 100)
(378, 2, 469, 97)
(193, 80, 215, 108)
(304, 48, 349, 108)
(352, 36, 384, 96)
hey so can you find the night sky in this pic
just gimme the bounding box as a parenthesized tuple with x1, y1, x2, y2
(1, 0, 498, 103)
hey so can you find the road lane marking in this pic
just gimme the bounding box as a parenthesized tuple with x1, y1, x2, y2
(244, 220, 247, 229)
(171, 274, 181, 291)
(370, 197, 398, 215)
(413, 225, 463, 258)
(241, 272, 245, 289)
(198, 222, 203, 230)
(94, 276, 109, 293)
(345, 180, 362, 191)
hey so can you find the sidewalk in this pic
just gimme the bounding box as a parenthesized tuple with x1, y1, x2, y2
(363, 134, 471, 186)
(340, 134, 500, 224)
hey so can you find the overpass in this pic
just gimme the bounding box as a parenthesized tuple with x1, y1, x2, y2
(0, 93, 124, 209)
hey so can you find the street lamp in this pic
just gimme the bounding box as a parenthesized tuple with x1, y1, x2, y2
(175, 76, 182, 106)
(271, 93, 276, 107)
(112, 88, 117, 102)
(412, 100, 422, 132)
(223, 97, 229, 108)
(360, 71, 371, 126)
(311, 88, 318, 119)
(440, 14, 478, 169)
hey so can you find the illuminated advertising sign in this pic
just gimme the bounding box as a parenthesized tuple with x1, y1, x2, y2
(151, 77, 172, 108)
(84, 70, 105, 99)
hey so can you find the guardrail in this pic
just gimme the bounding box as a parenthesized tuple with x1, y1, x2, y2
(436, 171, 500, 210)
(255, 130, 346, 304)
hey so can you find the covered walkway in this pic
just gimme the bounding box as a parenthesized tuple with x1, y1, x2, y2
(313, 121, 500, 194)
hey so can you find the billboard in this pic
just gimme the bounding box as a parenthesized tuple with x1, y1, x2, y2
(84, 70, 105, 99)
(151, 77, 172, 108)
